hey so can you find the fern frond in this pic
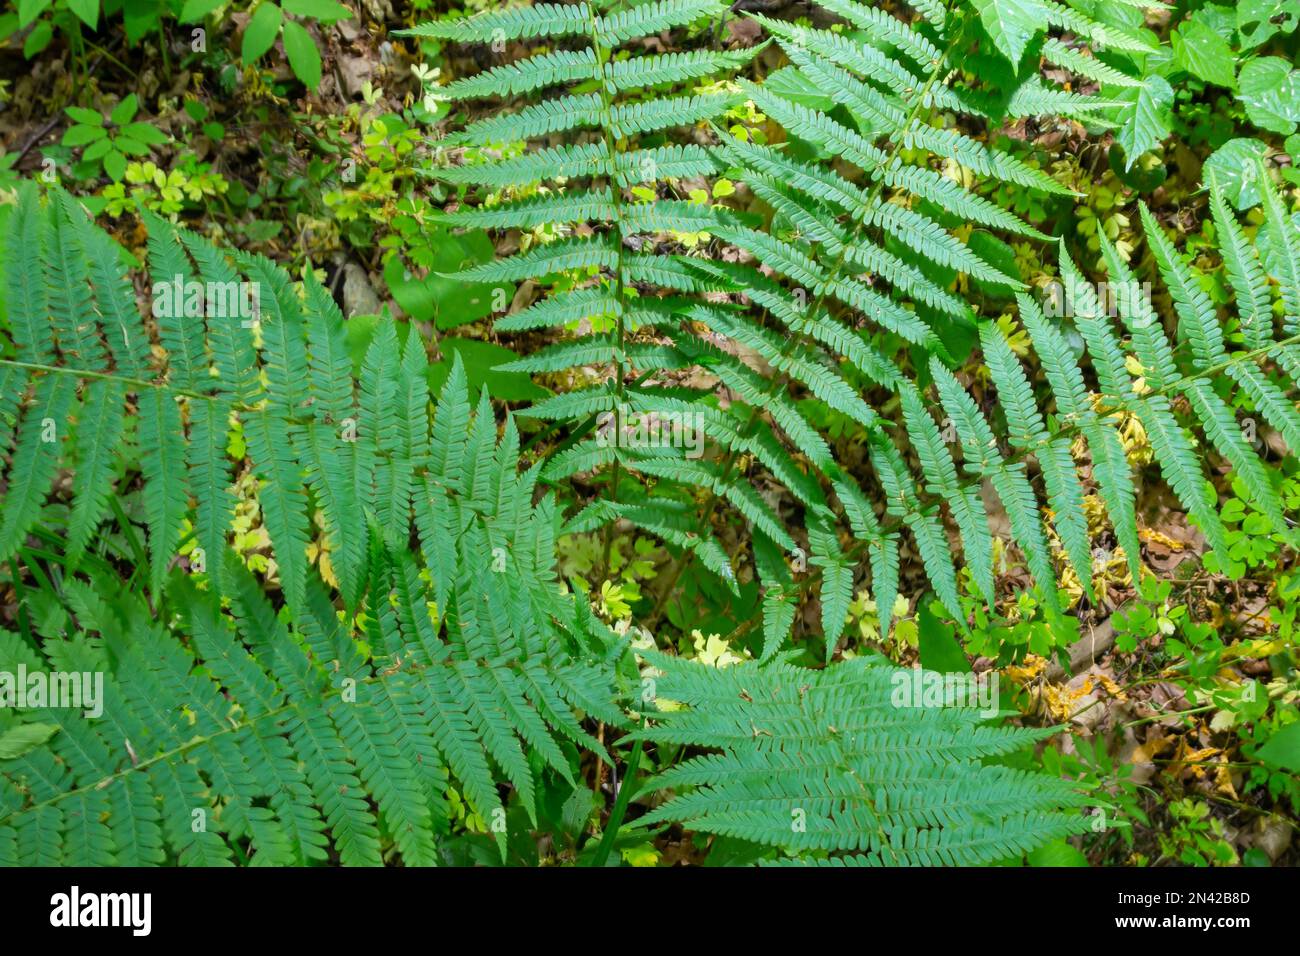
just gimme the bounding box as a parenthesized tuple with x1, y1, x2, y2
(0, 350, 630, 866)
(634, 655, 1087, 865)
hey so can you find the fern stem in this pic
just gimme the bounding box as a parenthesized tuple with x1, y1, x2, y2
(589, 736, 644, 867)
(589, 1, 630, 584)
(0, 358, 257, 411)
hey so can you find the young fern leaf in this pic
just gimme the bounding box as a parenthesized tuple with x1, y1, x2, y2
(397, 3, 594, 42)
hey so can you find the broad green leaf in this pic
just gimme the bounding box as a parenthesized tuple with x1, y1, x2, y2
(762, 66, 835, 112)
(61, 125, 106, 147)
(64, 106, 103, 126)
(242, 1, 284, 64)
(383, 229, 509, 330)
(1204, 138, 1270, 210)
(0, 723, 59, 759)
(109, 94, 138, 126)
(82, 138, 113, 162)
(1028, 838, 1089, 866)
(103, 148, 127, 181)
(17, 0, 51, 29)
(1238, 0, 1300, 49)
(1238, 56, 1300, 135)
(971, 0, 1041, 67)
(282, 19, 322, 89)
(67, 0, 97, 28)
(121, 0, 162, 42)
(1172, 16, 1236, 89)
(22, 20, 53, 58)
(114, 135, 150, 156)
(121, 122, 169, 146)
(282, 0, 352, 21)
(1255, 721, 1300, 772)
(180, 0, 225, 22)
(427, 337, 549, 402)
(918, 601, 971, 674)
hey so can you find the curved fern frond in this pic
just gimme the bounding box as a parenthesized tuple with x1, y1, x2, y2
(0, 304, 627, 864)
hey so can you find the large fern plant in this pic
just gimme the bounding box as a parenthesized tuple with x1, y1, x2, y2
(405, 0, 1147, 660)
(0, 184, 1086, 865)
(0, 186, 625, 864)
(406, 0, 1299, 666)
(4, 0, 1296, 870)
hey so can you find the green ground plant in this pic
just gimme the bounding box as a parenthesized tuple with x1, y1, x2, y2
(0, 0, 1298, 868)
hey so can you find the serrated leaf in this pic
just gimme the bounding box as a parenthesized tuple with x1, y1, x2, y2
(1114, 77, 1173, 166)
(971, 0, 1041, 66)
(1173, 16, 1236, 89)
(1238, 56, 1300, 135)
